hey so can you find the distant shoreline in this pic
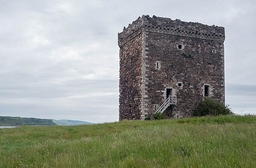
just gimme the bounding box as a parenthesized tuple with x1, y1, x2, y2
(0, 116, 56, 126)
(0, 126, 17, 129)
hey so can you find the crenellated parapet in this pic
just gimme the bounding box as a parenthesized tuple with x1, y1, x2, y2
(118, 17, 143, 47)
(118, 15, 225, 47)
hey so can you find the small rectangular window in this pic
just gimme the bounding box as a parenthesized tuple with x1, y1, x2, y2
(204, 85, 209, 97)
(177, 82, 183, 89)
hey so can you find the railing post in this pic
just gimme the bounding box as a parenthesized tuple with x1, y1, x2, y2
(154, 95, 177, 114)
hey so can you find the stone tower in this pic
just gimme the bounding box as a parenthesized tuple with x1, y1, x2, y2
(118, 15, 225, 120)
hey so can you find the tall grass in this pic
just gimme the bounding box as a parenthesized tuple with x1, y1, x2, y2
(0, 115, 255, 167)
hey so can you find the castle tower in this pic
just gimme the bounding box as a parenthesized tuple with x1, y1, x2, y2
(118, 15, 225, 120)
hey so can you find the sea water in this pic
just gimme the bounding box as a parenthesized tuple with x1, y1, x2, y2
(0, 126, 17, 129)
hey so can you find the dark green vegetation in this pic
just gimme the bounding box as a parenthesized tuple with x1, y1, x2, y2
(0, 115, 255, 167)
(192, 98, 233, 116)
(0, 116, 56, 126)
(152, 112, 166, 120)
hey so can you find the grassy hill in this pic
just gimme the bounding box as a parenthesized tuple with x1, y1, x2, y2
(0, 115, 255, 167)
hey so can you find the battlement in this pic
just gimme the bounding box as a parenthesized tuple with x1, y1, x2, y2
(118, 15, 225, 47)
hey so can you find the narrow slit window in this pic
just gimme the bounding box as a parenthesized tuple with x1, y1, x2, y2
(153, 104, 159, 111)
(155, 61, 161, 70)
(204, 85, 209, 97)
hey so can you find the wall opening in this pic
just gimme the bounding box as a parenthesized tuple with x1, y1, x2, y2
(177, 82, 183, 89)
(153, 104, 159, 111)
(177, 44, 184, 50)
(204, 84, 209, 97)
(165, 88, 172, 99)
(155, 61, 161, 70)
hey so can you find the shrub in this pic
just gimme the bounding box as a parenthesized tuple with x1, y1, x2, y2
(153, 113, 166, 120)
(192, 98, 233, 117)
(144, 116, 151, 120)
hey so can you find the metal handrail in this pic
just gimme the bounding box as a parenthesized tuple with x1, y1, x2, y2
(155, 96, 177, 114)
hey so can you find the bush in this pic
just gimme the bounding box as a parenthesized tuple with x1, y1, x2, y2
(144, 116, 151, 120)
(153, 113, 166, 120)
(192, 98, 233, 117)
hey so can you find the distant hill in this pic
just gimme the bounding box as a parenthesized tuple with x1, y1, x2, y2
(0, 116, 56, 126)
(52, 119, 92, 126)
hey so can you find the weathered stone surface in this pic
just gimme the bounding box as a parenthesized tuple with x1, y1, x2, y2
(119, 32, 143, 120)
(118, 15, 225, 120)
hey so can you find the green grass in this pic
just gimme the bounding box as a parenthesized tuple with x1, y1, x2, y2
(0, 115, 255, 167)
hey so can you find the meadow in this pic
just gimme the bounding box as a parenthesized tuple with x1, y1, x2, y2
(0, 115, 255, 167)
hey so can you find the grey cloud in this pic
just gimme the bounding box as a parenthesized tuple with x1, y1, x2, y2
(226, 84, 256, 97)
(0, 0, 256, 123)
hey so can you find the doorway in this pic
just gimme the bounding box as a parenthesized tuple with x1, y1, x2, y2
(165, 88, 172, 99)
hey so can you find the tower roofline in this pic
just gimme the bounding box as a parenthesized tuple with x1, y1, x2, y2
(118, 15, 225, 47)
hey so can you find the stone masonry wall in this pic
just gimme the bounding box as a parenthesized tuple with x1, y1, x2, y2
(118, 15, 225, 120)
(119, 31, 143, 120)
(146, 32, 224, 117)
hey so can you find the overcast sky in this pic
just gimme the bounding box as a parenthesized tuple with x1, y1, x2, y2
(0, 0, 255, 123)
